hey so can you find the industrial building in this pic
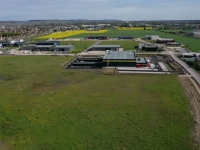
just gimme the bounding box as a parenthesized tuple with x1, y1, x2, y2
(67, 51, 148, 68)
(20, 45, 36, 50)
(0, 41, 10, 47)
(188, 30, 200, 38)
(157, 38, 174, 44)
(112, 36, 133, 40)
(34, 45, 55, 51)
(10, 39, 24, 46)
(103, 51, 136, 67)
(194, 57, 200, 69)
(31, 41, 60, 46)
(145, 35, 160, 40)
(86, 36, 109, 40)
(142, 45, 158, 51)
(89, 45, 120, 51)
(136, 57, 148, 68)
(54, 45, 74, 52)
(167, 42, 181, 46)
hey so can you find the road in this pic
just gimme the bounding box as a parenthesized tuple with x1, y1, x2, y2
(137, 38, 200, 85)
(169, 52, 200, 84)
(83, 40, 102, 52)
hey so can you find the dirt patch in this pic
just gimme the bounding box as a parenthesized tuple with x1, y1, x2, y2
(0, 141, 9, 150)
(178, 75, 200, 147)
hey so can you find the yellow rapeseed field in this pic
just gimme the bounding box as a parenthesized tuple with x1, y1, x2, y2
(38, 30, 108, 39)
(117, 27, 152, 30)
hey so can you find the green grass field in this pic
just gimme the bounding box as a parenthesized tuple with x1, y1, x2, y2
(67, 30, 200, 52)
(60, 41, 95, 53)
(99, 41, 138, 50)
(0, 56, 195, 150)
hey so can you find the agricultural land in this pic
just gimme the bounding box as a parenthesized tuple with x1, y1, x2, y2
(36, 29, 200, 53)
(0, 56, 196, 150)
(38, 30, 108, 39)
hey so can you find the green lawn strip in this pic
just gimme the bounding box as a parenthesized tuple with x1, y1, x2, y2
(99, 41, 138, 50)
(60, 41, 96, 53)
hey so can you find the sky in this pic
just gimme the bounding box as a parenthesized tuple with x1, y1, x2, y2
(0, 0, 200, 21)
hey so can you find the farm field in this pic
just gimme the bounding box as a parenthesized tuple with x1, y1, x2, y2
(0, 56, 195, 150)
(99, 41, 138, 50)
(60, 41, 95, 53)
(68, 30, 200, 52)
(38, 30, 108, 39)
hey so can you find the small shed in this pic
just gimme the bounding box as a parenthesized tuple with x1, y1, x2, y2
(54, 45, 74, 52)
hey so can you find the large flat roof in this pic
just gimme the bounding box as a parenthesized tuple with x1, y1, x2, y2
(92, 45, 120, 48)
(35, 45, 54, 48)
(103, 51, 136, 60)
(136, 57, 147, 63)
(55, 45, 73, 48)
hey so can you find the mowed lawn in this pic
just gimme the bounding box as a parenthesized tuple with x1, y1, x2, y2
(0, 56, 195, 150)
(99, 41, 138, 50)
(60, 41, 95, 53)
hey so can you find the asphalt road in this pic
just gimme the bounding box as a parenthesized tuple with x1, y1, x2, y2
(137, 38, 200, 85)
(169, 52, 200, 84)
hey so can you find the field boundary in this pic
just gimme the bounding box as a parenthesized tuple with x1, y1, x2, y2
(178, 75, 200, 148)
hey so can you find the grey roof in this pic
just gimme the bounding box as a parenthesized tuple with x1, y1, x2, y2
(55, 45, 73, 48)
(0, 41, 9, 44)
(136, 57, 147, 63)
(143, 45, 158, 48)
(21, 45, 36, 48)
(103, 51, 136, 60)
(92, 45, 120, 48)
(157, 38, 174, 41)
(35, 45, 54, 48)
